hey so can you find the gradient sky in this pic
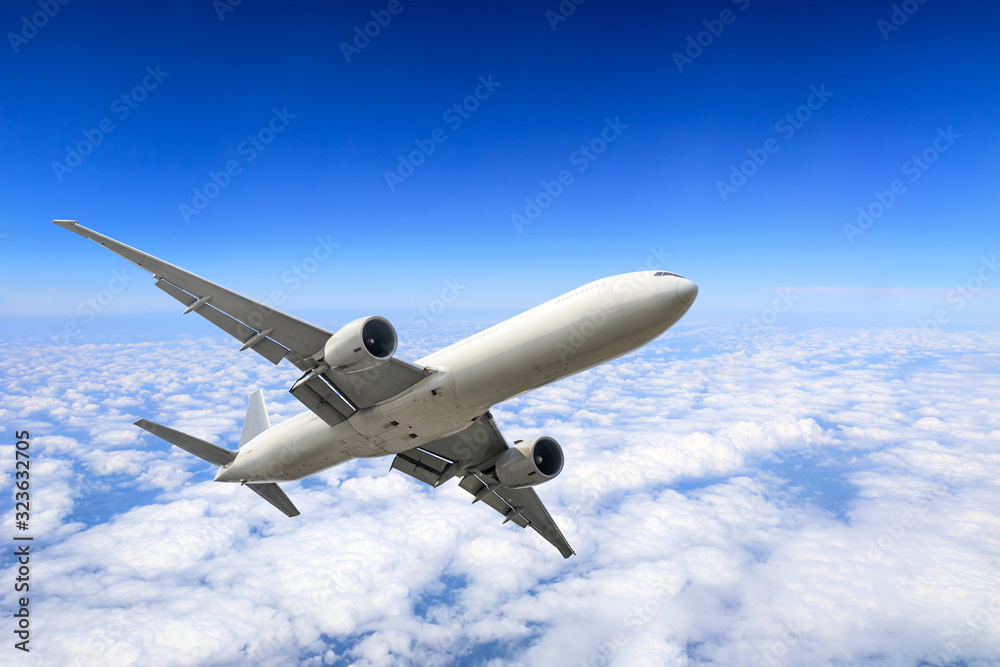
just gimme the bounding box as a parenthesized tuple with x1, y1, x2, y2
(3, 4, 1000, 665)
(2, 0, 998, 321)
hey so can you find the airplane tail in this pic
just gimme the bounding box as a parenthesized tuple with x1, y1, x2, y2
(239, 389, 271, 447)
(134, 389, 300, 517)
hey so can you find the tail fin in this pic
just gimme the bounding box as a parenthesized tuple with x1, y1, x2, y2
(135, 393, 300, 518)
(239, 389, 271, 447)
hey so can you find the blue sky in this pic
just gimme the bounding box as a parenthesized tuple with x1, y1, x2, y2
(3, 0, 998, 320)
(3, 4, 1000, 665)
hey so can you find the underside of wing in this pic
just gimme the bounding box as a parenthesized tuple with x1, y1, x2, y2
(391, 413, 575, 558)
(54, 220, 331, 368)
(55, 221, 430, 423)
(459, 474, 575, 559)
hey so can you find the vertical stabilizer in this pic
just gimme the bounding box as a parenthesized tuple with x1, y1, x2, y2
(239, 389, 271, 448)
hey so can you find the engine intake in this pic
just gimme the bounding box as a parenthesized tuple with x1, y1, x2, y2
(495, 436, 564, 488)
(323, 316, 397, 373)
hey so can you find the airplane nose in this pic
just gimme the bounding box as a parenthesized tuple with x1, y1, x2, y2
(676, 278, 698, 306)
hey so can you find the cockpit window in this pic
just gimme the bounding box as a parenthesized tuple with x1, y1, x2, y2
(654, 271, 684, 278)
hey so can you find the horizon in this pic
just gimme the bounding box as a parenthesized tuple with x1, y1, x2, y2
(2, 1, 999, 665)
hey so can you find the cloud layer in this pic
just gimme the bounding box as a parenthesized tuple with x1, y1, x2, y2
(1, 321, 999, 666)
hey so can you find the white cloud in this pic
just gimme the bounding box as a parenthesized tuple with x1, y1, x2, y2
(1, 322, 999, 665)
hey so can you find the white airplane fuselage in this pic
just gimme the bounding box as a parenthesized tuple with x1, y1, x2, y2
(216, 270, 697, 483)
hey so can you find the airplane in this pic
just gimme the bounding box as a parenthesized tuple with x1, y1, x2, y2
(54, 220, 698, 558)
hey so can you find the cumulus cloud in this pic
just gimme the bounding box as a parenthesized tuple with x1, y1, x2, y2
(1, 322, 999, 666)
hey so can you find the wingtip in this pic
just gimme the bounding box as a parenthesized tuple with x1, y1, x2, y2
(52, 219, 78, 226)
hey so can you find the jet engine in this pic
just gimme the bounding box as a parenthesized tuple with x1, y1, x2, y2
(323, 316, 397, 373)
(495, 436, 564, 488)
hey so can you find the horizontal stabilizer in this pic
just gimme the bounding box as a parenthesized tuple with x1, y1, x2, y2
(246, 483, 300, 517)
(135, 418, 236, 467)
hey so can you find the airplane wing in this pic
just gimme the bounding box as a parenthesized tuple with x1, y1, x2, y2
(391, 413, 575, 558)
(54, 220, 427, 421)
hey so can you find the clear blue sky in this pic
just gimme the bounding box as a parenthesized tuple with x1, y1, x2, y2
(2, 0, 998, 320)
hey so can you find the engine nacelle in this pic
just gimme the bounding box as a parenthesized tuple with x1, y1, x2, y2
(323, 316, 397, 373)
(495, 436, 564, 488)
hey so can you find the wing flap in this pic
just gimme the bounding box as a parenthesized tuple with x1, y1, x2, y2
(323, 359, 429, 409)
(289, 367, 353, 426)
(417, 413, 509, 469)
(155, 278, 289, 365)
(56, 220, 438, 423)
(458, 474, 530, 529)
(393, 414, 575, 558)
(54, 220, 331, 365)
(492, 484, 574, 558)
(391, 448, 459, 488)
